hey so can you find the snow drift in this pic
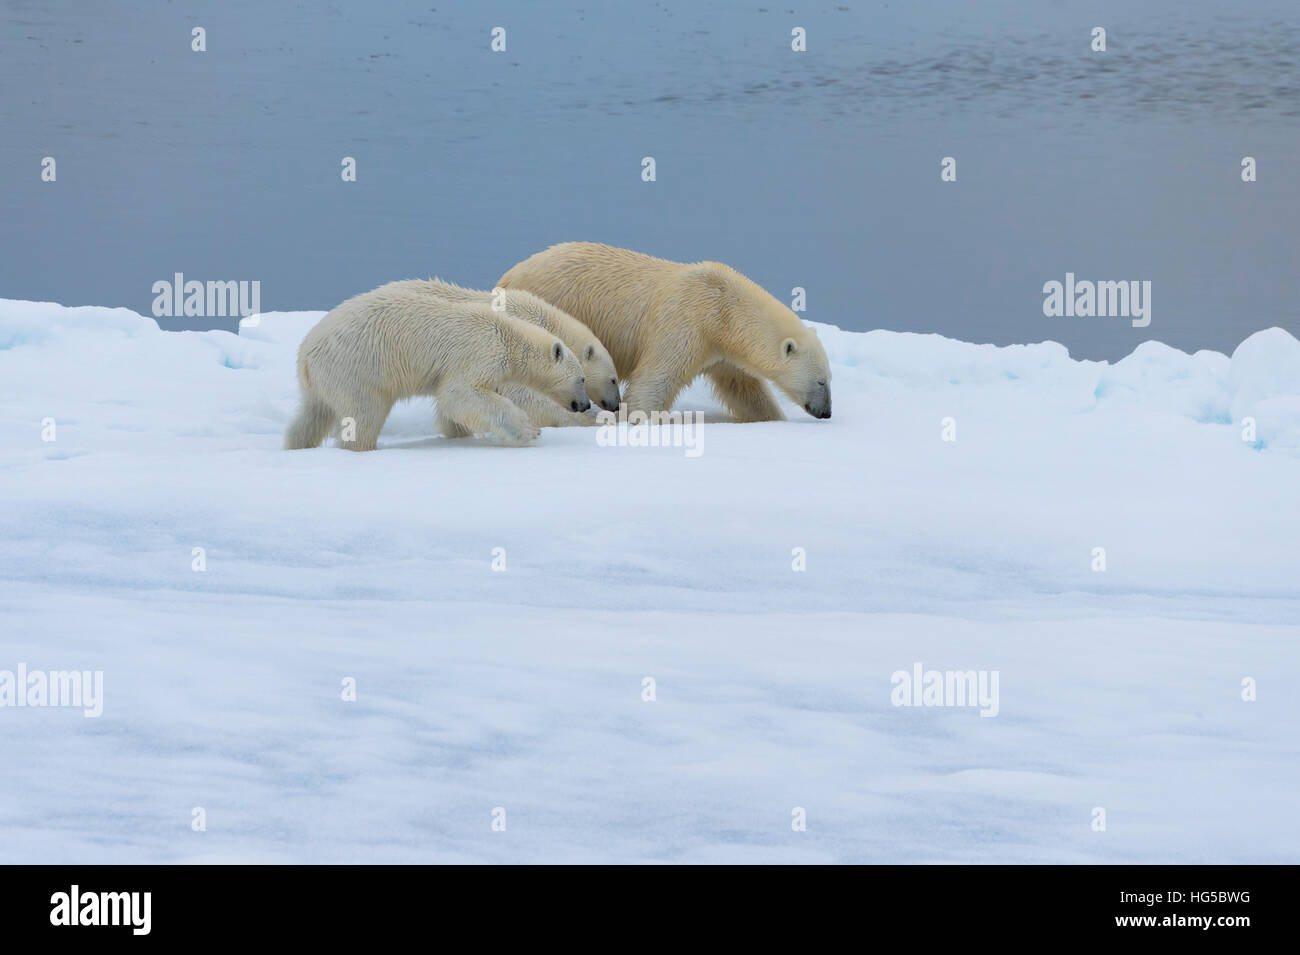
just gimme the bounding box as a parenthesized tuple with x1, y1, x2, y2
(0, 299, 1297, 863)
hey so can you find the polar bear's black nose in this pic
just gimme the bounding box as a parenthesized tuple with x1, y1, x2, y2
(572, 399, 591, 412)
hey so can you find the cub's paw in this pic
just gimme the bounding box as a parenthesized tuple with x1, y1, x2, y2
(438, 419, 472, 439)
(501, 423, 541, 446)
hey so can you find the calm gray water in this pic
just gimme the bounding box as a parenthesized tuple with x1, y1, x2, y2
(2, 0, 1297, 359)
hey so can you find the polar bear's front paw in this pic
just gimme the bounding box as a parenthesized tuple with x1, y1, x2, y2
(500, 422, 541, 446)
(437, 413, 472, 439)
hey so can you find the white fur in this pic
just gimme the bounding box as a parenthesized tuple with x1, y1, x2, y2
(421, 279, 621, 427)
(499, 242, 833, 420)
(284, 280, 587, 451)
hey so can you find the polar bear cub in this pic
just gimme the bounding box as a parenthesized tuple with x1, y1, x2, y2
(284, 280, 589, 451)
(420, 279, 621, 428)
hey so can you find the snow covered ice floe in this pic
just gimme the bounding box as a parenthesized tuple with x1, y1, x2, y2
(0, 299, 1297, 863)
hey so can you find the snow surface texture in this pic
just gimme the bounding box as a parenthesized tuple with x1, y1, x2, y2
(1, 299, 1297, 863)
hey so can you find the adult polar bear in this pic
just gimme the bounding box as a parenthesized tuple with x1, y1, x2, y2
(419, 279, 621, 429)
(498, 243, 832, 421)
(284, 279, 589, 451)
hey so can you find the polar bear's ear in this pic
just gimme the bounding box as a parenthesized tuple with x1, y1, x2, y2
(782, 338, 798, 359)
(583, 344, 595, 361)
(552, 341, 565, 363)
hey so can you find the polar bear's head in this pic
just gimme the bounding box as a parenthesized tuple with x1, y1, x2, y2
(709, 266, 832, 419)
(499, 290, 620, 412)
(575, 339, 621, 412)
(774, 325, 832, 419)
(536, 337, 591, 414)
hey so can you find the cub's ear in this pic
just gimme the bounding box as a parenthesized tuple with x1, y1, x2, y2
(552, 341, 565, 363)
(583, 344, 595, 361)
(782, 338, 798, 358)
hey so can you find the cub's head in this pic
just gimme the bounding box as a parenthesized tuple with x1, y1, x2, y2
(541, 338, 590, 413)
(576, 339, 621, 412)
(501, 291, 619, 411)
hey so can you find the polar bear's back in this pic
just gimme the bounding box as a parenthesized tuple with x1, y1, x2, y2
(499, 242, 696, 373)
(422, 278, 587, 345)
(299, 279, 511, 399)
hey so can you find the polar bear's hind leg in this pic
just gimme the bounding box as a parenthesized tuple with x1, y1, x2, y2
(284, 392, 337, 449)
(333, 392, 394, 452)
